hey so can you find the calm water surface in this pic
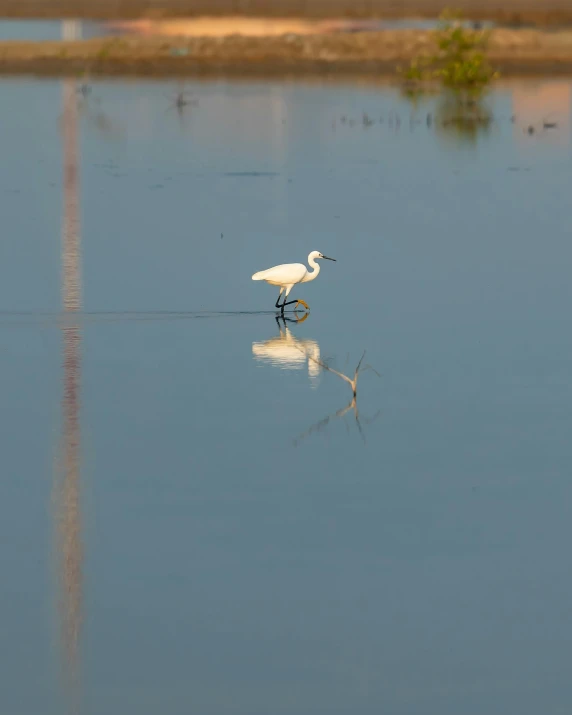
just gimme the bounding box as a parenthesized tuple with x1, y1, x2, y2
(1, 76, 572, 715)
(0, 20, 112, 40)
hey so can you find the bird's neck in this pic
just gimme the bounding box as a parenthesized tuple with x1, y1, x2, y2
(302, 258, 320, 283)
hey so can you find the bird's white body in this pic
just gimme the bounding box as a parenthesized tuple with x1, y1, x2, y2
(252, 250, 335, 310)
(252, 262, 309, 286)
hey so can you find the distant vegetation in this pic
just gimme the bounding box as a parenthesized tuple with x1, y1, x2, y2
(399, 8, 499, 94)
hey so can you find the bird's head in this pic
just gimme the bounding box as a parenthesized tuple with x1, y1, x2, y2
(310, 250, 336, 262)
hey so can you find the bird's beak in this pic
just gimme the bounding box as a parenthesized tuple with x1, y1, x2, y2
(322, 255, 336, 261)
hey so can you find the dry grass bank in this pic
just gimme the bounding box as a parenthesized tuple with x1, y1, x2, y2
(0, 29, 571, 76)
(0, 0, 571, 24)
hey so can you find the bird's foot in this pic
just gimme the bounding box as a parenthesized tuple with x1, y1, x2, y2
(294, 299, 310, 312)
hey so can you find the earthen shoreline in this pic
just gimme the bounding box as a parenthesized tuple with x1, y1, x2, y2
(0, 29, 572, 77)
(1, 0, 572, 25)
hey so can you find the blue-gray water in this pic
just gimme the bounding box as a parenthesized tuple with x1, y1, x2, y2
(1, 76, 572, 715)
(0, 20, 112, 40)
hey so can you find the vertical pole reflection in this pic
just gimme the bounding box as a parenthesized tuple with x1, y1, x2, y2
(55, 18, 83, 714)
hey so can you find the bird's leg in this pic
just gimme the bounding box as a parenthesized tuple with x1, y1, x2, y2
(282, 298, 310, 311)
(275, 288, 284, 309)
(280, 286, 309, 314)
(280, 288, 289, 315)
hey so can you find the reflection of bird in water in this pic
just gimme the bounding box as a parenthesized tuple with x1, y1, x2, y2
(252, 315, 321, 388)
(252, 250, 336, 314)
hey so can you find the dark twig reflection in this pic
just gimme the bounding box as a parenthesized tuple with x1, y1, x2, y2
(293, 395, 380, 447)
(252, 315, 380, 444)
(165, 81, 198, 129)
(434, 90, 493, 144)
(294, 348, 380, 444)
(76, 86, 124, 141)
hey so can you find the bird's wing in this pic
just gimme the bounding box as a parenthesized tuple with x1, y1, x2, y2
(252, 263, 307, 284)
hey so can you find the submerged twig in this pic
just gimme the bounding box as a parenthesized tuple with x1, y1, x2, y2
(305, 349, 379, 397)
(290, 346, 380, 445)
(165, 83, 198, 115)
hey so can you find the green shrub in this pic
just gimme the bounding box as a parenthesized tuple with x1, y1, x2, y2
(399, 8, 499, 93)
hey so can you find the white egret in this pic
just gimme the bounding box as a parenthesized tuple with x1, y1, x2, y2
(251, 250, 336, 312)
